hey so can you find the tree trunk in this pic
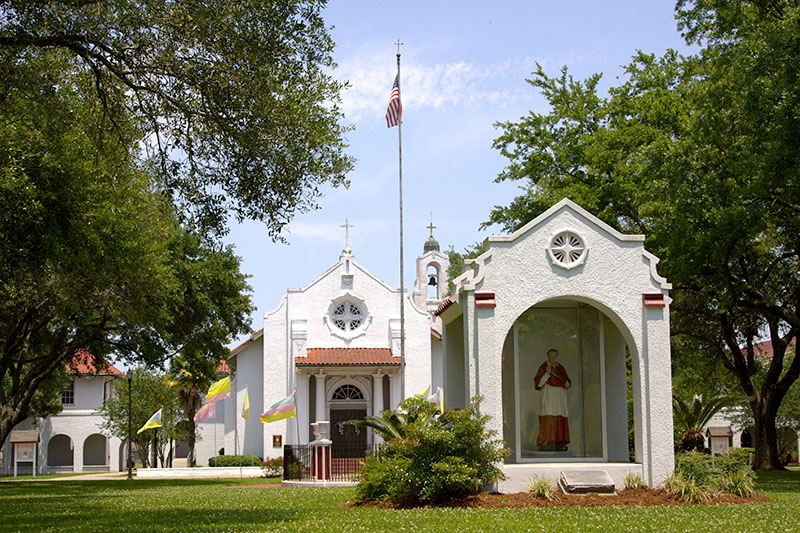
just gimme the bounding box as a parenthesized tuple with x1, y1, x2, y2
(188, 418, 196, 467)
(751, 394, 785, 471)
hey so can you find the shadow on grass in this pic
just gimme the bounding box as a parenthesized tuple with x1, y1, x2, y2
(0, 480, 339, 532)
(755, 469, 800, 493)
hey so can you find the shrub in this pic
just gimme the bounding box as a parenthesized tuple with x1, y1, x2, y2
(675, 450, 714, 486)
(673, 448, 756, 498)
(354, 395, 509, 506)
(622, 471, 645, 491)
(260, 456, 284, 477)
(715, 467, 756, 497)
(208, 454, 261, 467)
(528, 475, 557, 500)
(664, 471, 711, 503)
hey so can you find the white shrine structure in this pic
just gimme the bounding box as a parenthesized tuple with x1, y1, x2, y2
(225, 199, 674, 489)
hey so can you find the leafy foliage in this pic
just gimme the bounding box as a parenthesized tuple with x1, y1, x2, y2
(99, 367, 186, 469)
(673, 393, 736, 451)
(484, 0, 800, 469)
(0, 0, 354, 237)
(208, 455, 261, 467)
(355, 396, 509, 505)
(260, 457, 284, 477)
(527, 475, 557, 500)
(0, 49, 180, 446)
(622, 471, 646, 491)
(672, 449, 757, 499)
(0, 48, 253, 447)
(664, 471, 712, 503)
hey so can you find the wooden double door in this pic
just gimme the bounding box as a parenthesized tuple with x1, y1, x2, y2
(330, 408, 367, 458)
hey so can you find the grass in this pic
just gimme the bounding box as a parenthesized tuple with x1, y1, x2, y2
(0, 471, 797, 532)
(0, 472, 99, 481)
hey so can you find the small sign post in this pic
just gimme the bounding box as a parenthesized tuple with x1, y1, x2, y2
(10, 430, 40, 480)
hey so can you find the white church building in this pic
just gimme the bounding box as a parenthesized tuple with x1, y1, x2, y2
(226, 221, 449, 458)
(223, 199, 675, 490)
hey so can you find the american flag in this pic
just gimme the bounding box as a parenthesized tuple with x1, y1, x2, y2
(385, 75, 402, 128)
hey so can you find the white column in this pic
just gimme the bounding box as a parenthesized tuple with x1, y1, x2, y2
(372, 372, 385, 444)
(315, 372, 326, 423)
(296, 371, 310, 444)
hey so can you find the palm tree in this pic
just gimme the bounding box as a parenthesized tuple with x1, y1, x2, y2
(163, 356, 215, 466)
(673, 393, 736, 452)
(351, 395, 439, 441)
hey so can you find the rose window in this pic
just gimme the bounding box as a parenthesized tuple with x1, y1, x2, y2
(332, 301, 363, 332)
(547, 231, 587, 269)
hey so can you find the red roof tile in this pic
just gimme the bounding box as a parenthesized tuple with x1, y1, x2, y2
(67, 349, 124, 376)
(297, 348, 399, 366)
(751, 338, 796, 360)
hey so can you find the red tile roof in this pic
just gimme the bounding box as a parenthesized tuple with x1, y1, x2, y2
(68, 349, 124, 376)
(751, 338, 796, 360)
(434, 296, 456, 316)
(297, 348, 400, 366)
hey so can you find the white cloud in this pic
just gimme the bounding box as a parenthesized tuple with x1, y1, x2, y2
(333, 49, 539, 122)
(286, 218, 393, 243)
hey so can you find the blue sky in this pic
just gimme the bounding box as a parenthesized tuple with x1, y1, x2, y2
(223, 1, 694, 346)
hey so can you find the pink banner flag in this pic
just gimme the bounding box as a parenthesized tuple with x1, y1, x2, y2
(194, 401, 216, 423)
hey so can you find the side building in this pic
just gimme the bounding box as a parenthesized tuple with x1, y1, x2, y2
(0, 351, 126, 474)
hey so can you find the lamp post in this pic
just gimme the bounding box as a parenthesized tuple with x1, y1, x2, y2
(127, 374, 133, 480)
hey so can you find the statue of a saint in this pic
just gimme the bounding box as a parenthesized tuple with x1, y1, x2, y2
(534, 348, 571, 451)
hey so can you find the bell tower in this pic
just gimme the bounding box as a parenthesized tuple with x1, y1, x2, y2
(412, 219, 449, 315)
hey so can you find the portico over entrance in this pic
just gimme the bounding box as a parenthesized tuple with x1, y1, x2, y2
(436, 199, 674, 491)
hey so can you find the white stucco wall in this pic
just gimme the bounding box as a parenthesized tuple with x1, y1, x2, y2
(258, 250, 432, 456)
(445, 199, 674, 487)
(0, 375, 123, 474)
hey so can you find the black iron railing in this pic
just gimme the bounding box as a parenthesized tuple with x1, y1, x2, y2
(283, 443, 380, 482)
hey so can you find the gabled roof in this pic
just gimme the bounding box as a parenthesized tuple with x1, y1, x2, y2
(229, 328, 263, 358)
(296, 348, 400, 366)
(68, 349, 124, 376)
(706, 426, 733, 438)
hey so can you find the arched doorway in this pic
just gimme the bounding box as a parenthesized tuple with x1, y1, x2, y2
(83, 434, 108, 471)
(329, 383, 368, 458)
(47, 434, 74, 472)
(501, 299, 631, 463)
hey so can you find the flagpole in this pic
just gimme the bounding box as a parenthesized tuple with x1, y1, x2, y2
(232, 371, 241, 476)
(395, 40, 406, 401)
(295, 388, 301, 445)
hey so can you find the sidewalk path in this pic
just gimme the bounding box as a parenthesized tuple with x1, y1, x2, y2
(2, 471, 129, 482)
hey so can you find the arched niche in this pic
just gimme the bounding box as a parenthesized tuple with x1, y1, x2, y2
(83, 433, 107, 468)
(501, 298, 632, 464)
(47, 434, 74, 468)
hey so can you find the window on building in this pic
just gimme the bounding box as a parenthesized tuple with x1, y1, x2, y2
(332, 384, 364, 401)
(331, 301, 363, 332)
(61, 380, 75, 405)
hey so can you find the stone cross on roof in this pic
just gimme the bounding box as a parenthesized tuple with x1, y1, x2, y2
(341, 217, 354, 253)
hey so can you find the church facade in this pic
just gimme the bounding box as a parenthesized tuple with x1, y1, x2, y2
(226, 230, 447, 460)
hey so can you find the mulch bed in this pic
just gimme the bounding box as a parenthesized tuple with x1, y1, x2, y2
(346, 487, 772, 508)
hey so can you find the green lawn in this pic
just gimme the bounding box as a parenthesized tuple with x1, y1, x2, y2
(0, 472, 98, 480)
(0, 472, 798, 532)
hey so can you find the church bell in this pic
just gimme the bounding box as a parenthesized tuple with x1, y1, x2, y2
(428, 275, 437, 286)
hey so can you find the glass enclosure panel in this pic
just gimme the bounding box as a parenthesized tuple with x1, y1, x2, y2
(510, 304, 605, 461)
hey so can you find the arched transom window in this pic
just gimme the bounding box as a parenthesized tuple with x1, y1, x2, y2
(332, 384, 364, 401)
(332, 301, 363, 332)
